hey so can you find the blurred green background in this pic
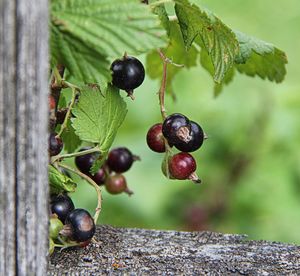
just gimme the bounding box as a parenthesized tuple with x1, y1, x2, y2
(70, 0, 300, 244)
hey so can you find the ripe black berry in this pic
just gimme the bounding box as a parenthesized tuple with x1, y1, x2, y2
(49, 133, 63, 156)
(146, 123, 166, 153)
(174, 121, 204, 152)
(65, 209, 95, 242)
(107, 147, 135, 173)
(75, 147, 99, 175)
(111, 56, 145, 98)
(162, 113, 191, 146)
(56, 108, 68, 125)
(50, 194, 75, 223)
(169, 152, 196, 180)
(105, 174, 133, 195)
(91, 166, 106, 186)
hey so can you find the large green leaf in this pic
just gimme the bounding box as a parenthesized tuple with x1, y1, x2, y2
(51, 0, 167, 82)
(174, 0, 239, 83)
(71, 85, 127, 153)
(234, 31, 287, 83)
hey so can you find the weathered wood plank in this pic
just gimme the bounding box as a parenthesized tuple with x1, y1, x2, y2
(0, 0, 49, 275)
(49, 225, 300, 275)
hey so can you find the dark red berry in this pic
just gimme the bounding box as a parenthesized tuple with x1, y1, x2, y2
(49, 133, 63, 156)
(174, 121, 204, 152)
(111, 56, 145, 98)
(91, 166, 106, 186)
(169, 152, 196, 180)
(146, 123, 166, 153)
(75, 147, 99, 175)
(50, 194, 75, 223)
(56, 108, 68, 125)
(105, 174, 133, 195)
(162, 113, 191, 146)
(65, 209, 95, 242)
(107, 147, 134, 173)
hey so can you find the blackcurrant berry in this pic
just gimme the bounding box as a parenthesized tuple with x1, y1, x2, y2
(146, 123, 166, 153)
(111, 56, 145, 98)
(49, 216, 64, 240)
(75, 147, 99, 175)
(56, 108, 68, 125)
(91, 166, 106, 186)
(169, 152, 196, 180)
(174, 121, 204, 152)
(105, 174, 133, 195)
(49, 133, 63, 156)
(65, 208, 95, 242)
(50, 194, 75, 223)
(107, 147, 136, 173)
(162, 113, 191, 146)
(49, 95, 56, 110)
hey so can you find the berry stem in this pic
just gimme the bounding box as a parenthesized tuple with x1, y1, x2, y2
(56, 86, 78, 138)
(157, 49, 168, 120)
(51, 146, 101, 164)
(58, 163, 102, 224)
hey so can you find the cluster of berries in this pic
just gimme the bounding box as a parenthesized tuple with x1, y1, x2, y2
(147, 113, 205, 182)
(75, 147, 139, 195)
(49, 194, 95, 253)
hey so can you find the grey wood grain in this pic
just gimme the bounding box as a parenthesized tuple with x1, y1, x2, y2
(0, 0, 49, 275)
(49, 225, 300, 275)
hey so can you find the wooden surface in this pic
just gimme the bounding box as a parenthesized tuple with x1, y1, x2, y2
(0, 1, 49, 275)
(49, 225, 300, 275)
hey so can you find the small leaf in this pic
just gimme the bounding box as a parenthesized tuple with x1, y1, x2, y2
(49, 165, 77, 194)
(174, 0, 239, 83)
(61, 120, 82, 153)
(234, 31, 287, 83)
(71, 85, 127, 153)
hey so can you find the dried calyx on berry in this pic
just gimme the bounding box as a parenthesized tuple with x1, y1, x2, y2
(110, 54, 145, 99)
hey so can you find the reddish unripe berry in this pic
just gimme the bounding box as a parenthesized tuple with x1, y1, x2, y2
(169, 152, 196, 180)
(146, 123, 166, 153)
(49, 95, 56, 110)
(105, 174, 133, 195)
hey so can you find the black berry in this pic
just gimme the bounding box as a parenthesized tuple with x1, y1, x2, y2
(91, 166, 106, 186)
(162, 113, 191, 146)
(50, 194, 75, 223)
(107, 147, 134, 173)
(49, 133, 63, 156)
(105, 174, 133, 195)
(111, 56, 145, 98)
(174, 121, 204, 152)
(56, 108, 68, 125)
(146, 123, 166, 153)
(65, 209, 95, 242)
(169, 152, 196, 180)
(75, 147, 99, 175)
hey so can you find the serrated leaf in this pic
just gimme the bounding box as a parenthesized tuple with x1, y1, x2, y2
(200, 49, 235, 96)
(174, 0, 239, 83)
(61, 120, 82, 153)
(146, 21, 198, 94)
(234, 31, 287, 83)
(51, 0, 166, 82)
(152, 4, 170, 36)
(71, 85, 127, 153)
(49, 165, 77, 194)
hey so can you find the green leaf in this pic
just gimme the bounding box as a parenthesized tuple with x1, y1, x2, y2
(234, 31, 287, 83)
(90, 153, 108, 175)
(152, 4, 170, 36)
(200, 49, 235, 97)
(51, 0, 166, 82)
(49, 165, 77, 194)
(71, 85, 127, 153)
(174, 0, 239, 83)
(146, 21, 198, 94)
(61, 120, 82, 153)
